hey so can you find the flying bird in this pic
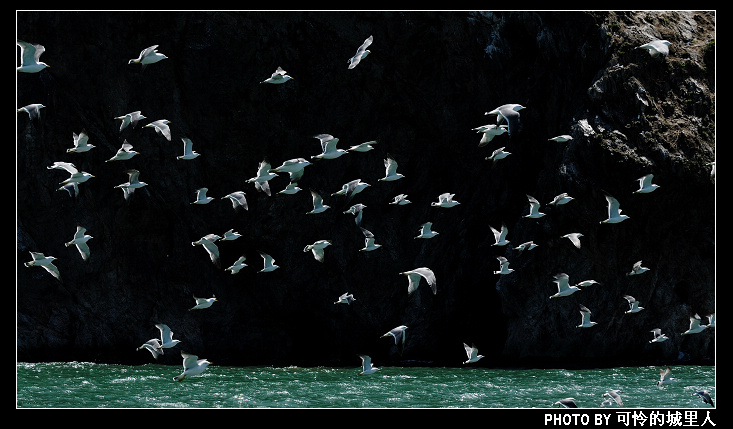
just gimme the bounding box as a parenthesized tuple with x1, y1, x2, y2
(344, 203, 367, 227)
(67, 129, 94, 153)
(357, 354, 380, 375)
(548, 193, 574, 206)
(649, 328, 669, 343)
(634, 174, 660, 194)
(191, 187, 214, 205)
(600, 191, 629, 224)
(129, 45, 167, 69)
(623, 295, 645, 313)
(65, 225, 92, 262)
(191, 234, 221, 268)
(259, 252, 279, 273)
(359, 227, 382, 252)
(431, 193, 460, 208)
(47, 161, 94, 186)
(554, 398, 578, 408)
(381, 325, 408, 347)
(311, 134, 347, 160)
(57, 182, 79, 199)
(400, 268, 437, 295)
(24, 251, 61, 282)
(638, 40, 671, 58)
(549, 135, 573, 143)
(17, 103, 45, 120)
(225, 256, 248, 274)
(189, 295, 217, 311)
(137, 339, 164, 360)
(106, 140, 139, 162)
(270, 158, 310, 176)
(304, 240, 332, 263)
(549, 273, 580, 299)
(221, 191, 248, 212)
(656, 367, 676, 385)
(513, 241, 538, 255)
(494, 256, 514, 275)
(247, 159, 278, 196)
(602, 390, 624, 407)
(390, 194, 412, 205)
(490, 223, 510, 246)
(415, 222, 439, 239)
(379, 154, 404, 181)
(681, 314, 708, 336)
(177, 137, 200, 160)
(485, 103, 525, 136)
(114, 169, 147, 200)
(577, 304, 597, 328)
(348, 140, 378, 152)
(347, 35, 373, 69)
(693, 390, 714, 407)
(307, 190, 330, 214)
(17, 39, 49, 73)
(562, 233, 583, 249)
(524, 195, 546, 218)
(626, 260, 649, 276)
(463, 343, 484, 364)
(472, 124, 508, 147)
(486, 146, 511, 163)
(174, 351, 211, 382)
(335, 293, 355, 305)
(115, 111, 146, 132)
(221, 229, 241, 241)
(155, 323, 181, 350)
(261, 66, 293, 84)
(332, 179, 370, 203)
(144, 119, 172, 141)
(575, 279, 601, 288)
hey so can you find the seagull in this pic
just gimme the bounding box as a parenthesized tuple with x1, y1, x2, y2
(390, 194, 411, 205)
(270, 158, 310, 176)
(548, 193, 574, 206)
(472, 124, 508, 147)
(486, 146, 511, 163)
(225, 256, 248, 274)
(129, 45, 167, 69)
(137, 339, 163, 360)
(222, 191, 248, 212)
(626, 260, 649, 276)
(638, 40, 671, 58)
(554, 398, 578, 408)
(332, 179, 370, 203)
(260, 66, 293, 84)
(623, 295, 645, 313)
(706, 313, 715, 329)
(400, 268, 437, 295)
(17, 39, 49, 73)
(381, 325, 408, 346)
(24, 251, 61, 282)
(114, 169, 147, 200)
(549, 135, 573, 143)
(259, 252, 279, 273)
(311, 134, 347, 160)
(65, 225, 92, 262)
(115, 111, 146, 132)
(524, 195, 546, 219)
(415, 222, 439, 239)
(344, 204, 367, 227)
(634, 174, 660, 194)
(17, 103, 45, 120)
(602, 390, 624, 407)
(577, 304, 597, 328)
(304, 240, 332, 263)
(177, 137, 200, 160)
(708, 161, 715, 183)
(657, 367, 676, 385)
(357, 354, 380, 375)
(191, 187, 214, 204)
(649, 328, 669, 343)
(682, 314, 708, 336)
(575, 279, 601, 288)
(379, 154, 404, 181)
(106, 140, 139, 162)
(277, 164, 308, 195)
(247, 159, 279, 196)
(47, 161, 94, 186)
(494, 256, 514, 275)
(348, 140, 378, 152)
(57, 182, 79, 199)
(144, 119, 172, 141)
(191, 234, 221, 268)
(463, 343, 484, 364)
(562, 233, 583, 249)
(189, 295, 217, 311)
(694, 390, 714, 407)
(155, 323, 181, 350)
(67, 129, 94, 153)
(334, 293, 355, 305)
(359, 227, 382, 252)
(485, 104, 525, 136)
(490, 223, 510, 246)
(307, 190, 330, 214)
(174, 352, 211, 382)
(431, 193, 460, 208)
(513, 241, 538, 255)
(221, 229, 241, 241)
(600, 191, 629, 224)
(278, 180, 302, 195)
(549, 273, 580, 299)
(347, 35, 373, 69)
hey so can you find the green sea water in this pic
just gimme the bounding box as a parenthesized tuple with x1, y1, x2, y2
(16, 362, 715, 410)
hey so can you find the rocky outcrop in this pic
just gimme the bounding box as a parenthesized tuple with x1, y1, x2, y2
(17, 11, 715, 367)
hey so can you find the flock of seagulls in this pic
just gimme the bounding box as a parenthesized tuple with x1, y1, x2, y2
(18, 19, 713, 398)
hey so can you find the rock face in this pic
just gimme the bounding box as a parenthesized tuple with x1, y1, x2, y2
(17, 11, 715, 368)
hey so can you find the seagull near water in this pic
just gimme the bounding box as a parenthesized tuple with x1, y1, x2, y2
(400, 267, 437, 295)
(379, 154, 405, 181)
(649, 328, 669, 343)
(137, 339, 163, 360)
(600, 191, 629, 224)
(335, 292, 355, 305)
(65, 225, 92, 262)
(259, 252, 279, 273)
(155, 323, 181, 350)
(347, 35, 373, 69)
(307, 190, 330, 214)
(485, 103, 525, 136)
(222, 191, 248, 212)
(524, 195, 546, 219)
(601, 390, 624, 407)
(18, 103, 45, 120)
(221, 229, 241, 241)
(415, 222, 439, 239)
(67, 129, 94, 153)
(312, 134, 347, 160)
(562, 233, 583, 249)
(575, 279, 601, 288)
(431, 193, 460, 208)
(270, 158, 310, 176)
(191, 234, 221, 268)
(304, 240, 332, 263)
(626, 260, 649, 276)
(494, 256, 514, 275)
(490, 223, 510, 246)
(24, 251, 61, 282)
(554, 398, 578, 408)
(472, 124, 508, 147)
(634, 174, 660, 194)
(128, 45, 167, 70)
(359, 227, 382, 252)
(17, 39, 50, 73)
(623, 295, 645, 313)
(638, 40, 671, 58)
(174, 352, 211, 382)
(261, 66, 293, 84)
(357, 354, 380, 375)
(514, 241, 538, 255)
(225, 256, 248, 274)
(463, 343, 484, 364)
(57, 182, 80, 199)
(657, 367, 676, 385)
(681, 314, 708, 336)
(694, 390, 714, 407)
(106, 140, 139, 162)
(144, 119, 172, 141)
(549, 273, 580, 299)
(189, 295, 217, 311)
(577, 304, 597, 328)
(115, 111, 146, 132)
(191, 187, 214, 205)
(177, 137, 200, 160)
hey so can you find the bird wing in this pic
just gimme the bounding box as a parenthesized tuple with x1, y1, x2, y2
(48, 161, 79, 174)
(181, 352, 198, 371)
(384, 156, 399, 176)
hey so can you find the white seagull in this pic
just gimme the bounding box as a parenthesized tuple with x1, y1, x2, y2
(335, 292, 356, 305)
(191, 187, 214, 205)
(247, 159, 278, 196)
(626, 260, 650, 276)
(400, 267, 437, 295)
(129, 45, 167, 69)
(114, 169, 147, 200)
(634, 174, 660, 194)
(416, 222, 439, 239)
(463, 343, 484, 364)
(155, 323, 181, 350)
(307, 190, 330, 214)
(348, 140, 378, 152)
(174, 352, 211, 382)
(18, 103, 45, 120)
(706, 313, 715, 329)
(548, 192, 574, 206)
(344, 204, 367, 227)
(24, 251, 61, 282)
(600, 191, 629, 224)
(261, 66, 293, 84)
(472, 124, 508, 147)
(486, 146, 511, 163)
(554, 398, 578, 408)
(144, 119, 172, 141)
(357, 354, 380, 375)
(65, 225, 92, 262)
(681, 314, 708, 336)
(225, 256, 248, 274)
(649, 328, 669, 343)
(278, 180, 302, 195)
(137, 339, 163, 360)
(656, 367, 676, 385)
(259, 252, 279, 273)
(57, 182, 79, 199)
(431, 192, 460, 208)
(47, 161, 94, 186)
(485, 103, 526, 136)
(524, 195, 546, 218)
(270, 158, 310, 176)
(304, 240, 332, 263)
(347, 35, 373, 69)
(221, 191, 248, 212)
(575, 279, 601, 288)
(494, 256, 514, 275)
(514, 241, 538, 255)
(17, 39, 50, 73)
(577, 304, 597, 328)
(221, 229, 241, 241)
(623, 295, 645, 313)
(177, 137, 200, 160)
(381, 325, 408, 346)
(694, 390, 714, 407)
(106, 140, 139, 162)
(311, 134, 347, 160)
(191, 234, 221, 268)
(115, 111, 146, 132)
(549, 273, 580, 299)
(359, 227, 382, 252)
(549, 135, 573, 143)
(562, 233, 584, 249)
(332, 179, 371, 203)
(390, 194, 411, 205)
(490, 223, 510, 246)
(189, 295, 217, 311)
(638, 40, 671, 58)
(67, 129, 95, 153)
(602, 390, 624, 407)
(379, 154, 404, 181)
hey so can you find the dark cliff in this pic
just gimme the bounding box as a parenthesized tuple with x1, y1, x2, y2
(17, 11, 715, 368)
